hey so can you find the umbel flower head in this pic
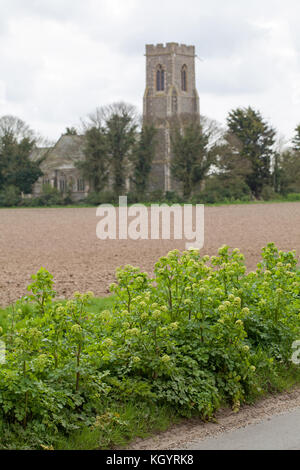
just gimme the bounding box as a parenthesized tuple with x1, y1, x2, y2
(103, 338, 113, 347)
(161, 355, 171, 363)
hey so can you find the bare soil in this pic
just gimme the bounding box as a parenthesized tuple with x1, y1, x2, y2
(0, 202, 300, 307)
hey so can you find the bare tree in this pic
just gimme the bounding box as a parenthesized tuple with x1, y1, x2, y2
(200, 115, 225, 149)
(81, 102, 141, 133)
(80, 102, 140, 195)
(0, 115, 36, 143)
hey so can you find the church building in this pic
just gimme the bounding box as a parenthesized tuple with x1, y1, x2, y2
(31, 43, 200, 199)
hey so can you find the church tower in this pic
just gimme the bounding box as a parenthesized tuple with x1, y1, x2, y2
(143, 42, 200, 192)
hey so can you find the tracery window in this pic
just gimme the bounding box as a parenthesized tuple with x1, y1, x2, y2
(59, 178, 66, 193)
(77, 178, 85, 192)
(156, 65, 165, 91)
(181, 65, 187, 91)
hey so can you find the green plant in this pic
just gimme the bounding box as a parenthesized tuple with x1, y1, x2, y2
(0, 185, 21, 207)
(0, 243, 299, 449)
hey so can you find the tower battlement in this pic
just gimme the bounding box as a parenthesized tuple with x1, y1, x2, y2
(146, 43, 195, 56)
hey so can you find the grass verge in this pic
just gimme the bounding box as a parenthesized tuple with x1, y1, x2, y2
(1, 193, 300, 210)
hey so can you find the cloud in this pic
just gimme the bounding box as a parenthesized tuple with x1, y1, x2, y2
(0, 0, 300, 141)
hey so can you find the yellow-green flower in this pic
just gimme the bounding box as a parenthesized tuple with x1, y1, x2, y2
(71, 324, 82, 334)
(126, 328, 140, 336)
(41, 445, 54, 451)
(101, 310, 112, 321)
(132, 356, 141, 363)
(66, 300, 75, 309)
(35, 354, 48, 369)
(152, 310, 161, 319)
(161, 355, 171, 363)
(103, 338, 113, 347)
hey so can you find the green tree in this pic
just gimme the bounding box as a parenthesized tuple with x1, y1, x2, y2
(64, 127, 78, 136)
(171, 123, 214, 199)
(83, 103, 138, 197)
(205, 132, 252, 202)
(227, 107, 276, 198)
(272, 151, 282, 194)
(0, 116, 42, 194)
(104, 103, 137, 195)
(78, 127, 109, 193)
(292, 125, 300, 152)
(278, 150, 300, 194)
(131, 125, 157, 199)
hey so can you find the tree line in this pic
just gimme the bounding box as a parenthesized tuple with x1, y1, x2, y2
(77, 102, 157, 202)
(0, 103, 300, 206)
(171, 107, 300, 202)
(0, 116, 42, 206)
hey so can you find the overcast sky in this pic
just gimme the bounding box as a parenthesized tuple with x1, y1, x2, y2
(1, 0, 300, 144)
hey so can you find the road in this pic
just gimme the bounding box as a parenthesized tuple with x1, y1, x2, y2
(181, 408, 300, 450)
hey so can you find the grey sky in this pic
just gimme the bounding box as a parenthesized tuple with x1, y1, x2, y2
(0, 0, 300, 144)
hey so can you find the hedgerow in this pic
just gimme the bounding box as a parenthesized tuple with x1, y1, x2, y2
(0, 243, 299, 449)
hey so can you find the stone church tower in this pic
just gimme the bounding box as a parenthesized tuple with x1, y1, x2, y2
(143, 42, 200, 192)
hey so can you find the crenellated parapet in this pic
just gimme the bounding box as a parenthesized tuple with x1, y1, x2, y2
(146, 43, 195, 57)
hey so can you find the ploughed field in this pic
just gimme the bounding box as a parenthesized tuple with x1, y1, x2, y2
(0, 202, 300, 307)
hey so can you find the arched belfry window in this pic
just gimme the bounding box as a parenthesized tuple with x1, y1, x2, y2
(181, 65, 187, 91)
(156, 65, 165, 92)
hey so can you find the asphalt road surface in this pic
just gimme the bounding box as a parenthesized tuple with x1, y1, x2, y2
(182, 408, 300, 450)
